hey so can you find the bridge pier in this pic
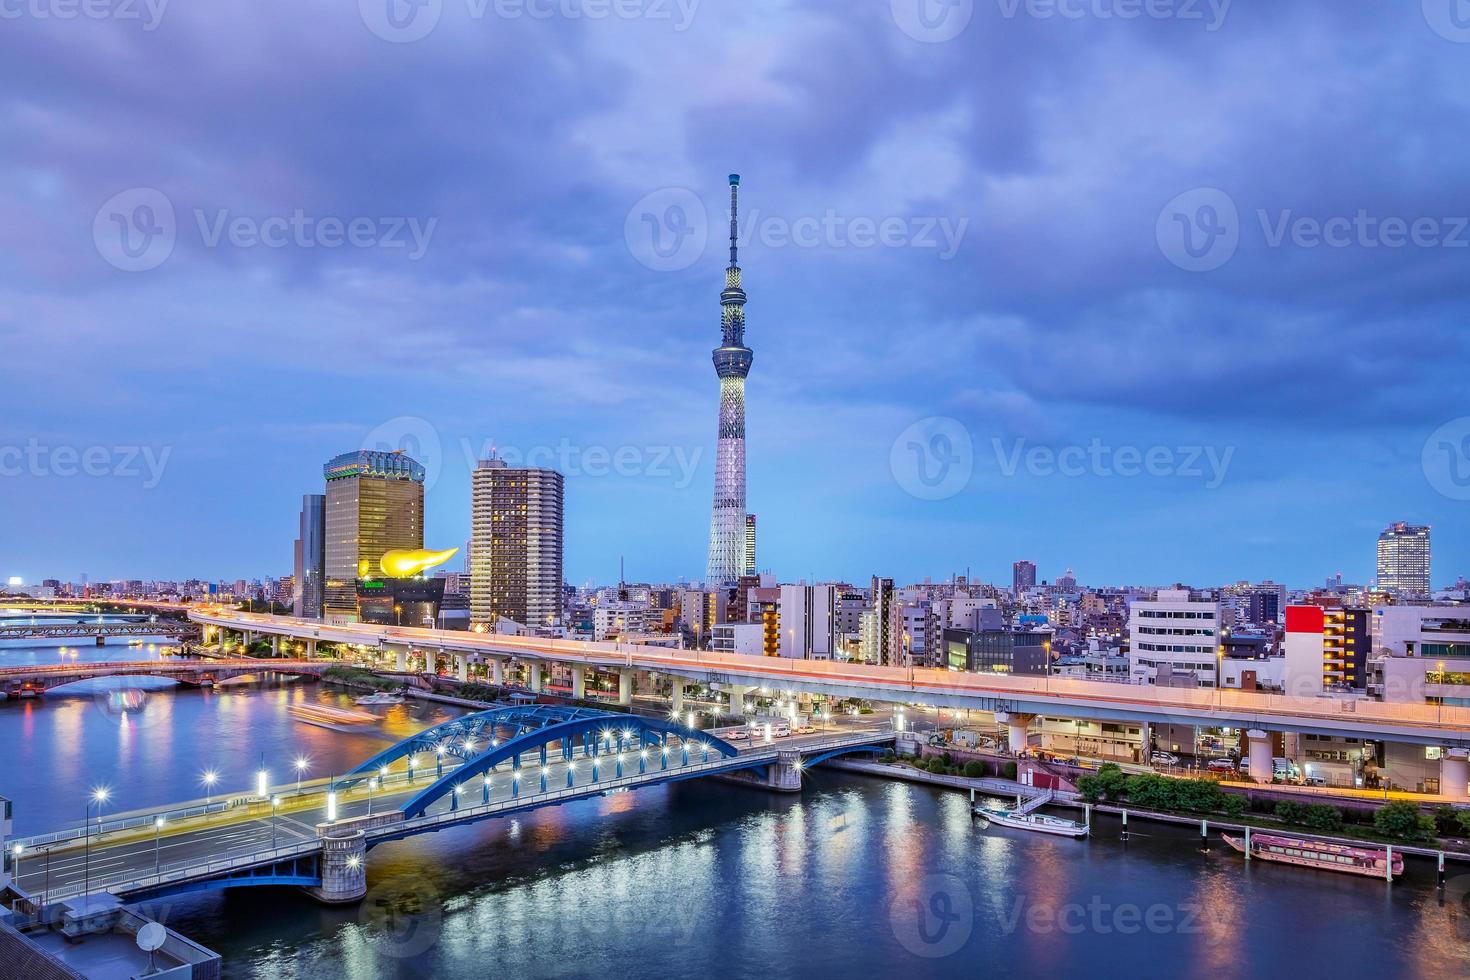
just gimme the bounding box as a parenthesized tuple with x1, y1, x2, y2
(1246, 729, 1273, 782)
(305, 639, 316, 659)
(271, 636, 279, 658)
(1442, 748, 1469, 802)
(729, 684, 750, 718)
(424, 648, 436, 677)
(491, 658, 505, 686)
(529, 662, 543, 694)
(671, 681, 684, 714)
(394, 645, 408, 673)
(304, 829, 367, 905)
(618, 669, 633, 707)
(571, 667, 586, 700)
(995, 711, 1035, 754)
(456, 655, 468, 683)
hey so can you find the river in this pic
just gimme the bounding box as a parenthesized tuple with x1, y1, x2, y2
(1, 646, 1467, 978)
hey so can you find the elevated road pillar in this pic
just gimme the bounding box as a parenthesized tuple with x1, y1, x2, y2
(671, 681, 684, 714)
(995, 711, 1036, 754)
(491, 658, 505, 686)
(571, 667, 586, 700)
(1443, 748, 1469, 802)
(456, 655, 468, 683)
(618, 669, 633, 707)
(729, 684, 750, 718)
(529, 662, 543, 694)
(1246, 729, 1273, 782)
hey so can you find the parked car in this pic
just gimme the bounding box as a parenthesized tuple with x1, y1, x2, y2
(1207, 758, 1237, 773)
(1151, 751, 1180, 766)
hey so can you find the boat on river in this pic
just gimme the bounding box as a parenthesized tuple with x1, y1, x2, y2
(354, 692, 405, 706)
(289, 703, 378, 732)
(1221, 832, 1403, 878)
(973, 791, 1089, 838)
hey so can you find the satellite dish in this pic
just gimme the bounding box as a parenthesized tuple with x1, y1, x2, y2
(136, 921, 166, 952)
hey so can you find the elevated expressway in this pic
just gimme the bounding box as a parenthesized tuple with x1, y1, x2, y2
(190, 609, 1470, 750)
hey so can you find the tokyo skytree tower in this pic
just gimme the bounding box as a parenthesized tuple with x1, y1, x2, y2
(705, 174, 754, 587)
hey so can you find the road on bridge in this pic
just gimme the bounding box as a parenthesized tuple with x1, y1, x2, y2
(13, 720, 892, 902)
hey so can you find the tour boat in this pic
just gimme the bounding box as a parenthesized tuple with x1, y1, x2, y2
(1221, 832, 1403, 878)
(354, 692, 405, 706)
(289, 703, 377, 732)
(973, 801, 1090, 838)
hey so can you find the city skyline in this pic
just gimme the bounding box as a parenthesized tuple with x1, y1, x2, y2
(4, 6, 1468, 587)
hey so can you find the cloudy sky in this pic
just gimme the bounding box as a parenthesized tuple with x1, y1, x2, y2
(2, 0, 1467, 589)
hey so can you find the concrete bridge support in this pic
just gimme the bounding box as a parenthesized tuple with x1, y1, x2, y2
(1443, 748, 1469, 802)
(305, 639, 316, 659)
(529, 662, 543, 694)
(996, 711, 1036, 754)
(270, 635, 279, 657)
(490, 658, 505, 686)
(617, 669, 633, 707)
(423, 648, 436, 677)
(671, 681, 684, 714)
(306, 829, 367, 905)
(571, 667, 586, 700)
(729, 684, 750, 718)
(456, 655, 468, 683)
(394, 645, 408, 673)
(1246, 729, 1273, 782)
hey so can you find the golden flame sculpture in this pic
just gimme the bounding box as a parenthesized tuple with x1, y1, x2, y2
(379, 548, 459, 578)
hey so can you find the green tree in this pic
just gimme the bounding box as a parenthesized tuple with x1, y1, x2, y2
(1221, 795, 1248, 819)
(1373, 801, 1430, 840)
(1275, 800, 1306, 825)
(1302, 804, 1344, 832)
(963, 761, 986, 778)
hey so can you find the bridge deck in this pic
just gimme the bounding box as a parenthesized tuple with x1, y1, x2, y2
(14, 727, 892, 903)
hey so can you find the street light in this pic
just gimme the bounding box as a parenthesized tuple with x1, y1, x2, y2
(270, 796, 281, 848)
(83, 787, 110, 899)
(294, 756, 310, 795)
(201, 769, 219, 805)
(367, 778, 378, 816)
(153, 816, 165, 876)
(9, 844, 21, 890)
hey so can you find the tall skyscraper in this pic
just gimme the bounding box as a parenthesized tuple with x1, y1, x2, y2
(322, 450, 425, 621)
(743, 514, 757, 577)
(706, 174, 754, 587)
(470, 456, 565, 630)
(1377, 522, 1431, 597)
(293, 493, 325, 619)
(1013, 560, 1037, 592)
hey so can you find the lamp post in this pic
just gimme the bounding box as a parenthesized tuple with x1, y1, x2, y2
(83, 787, 110, 899)
(201, 769, 218, 807)
(270, 796, 281, 849)
(153, 816, 165, 876)
(294, 756, 309, 795)
(9, 844, 21, 892)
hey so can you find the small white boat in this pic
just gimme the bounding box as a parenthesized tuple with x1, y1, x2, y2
(976, 806, 1090, 838)
(354, 692, 405, 706)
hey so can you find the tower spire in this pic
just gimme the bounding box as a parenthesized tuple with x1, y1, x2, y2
(728, 173, 740, 268)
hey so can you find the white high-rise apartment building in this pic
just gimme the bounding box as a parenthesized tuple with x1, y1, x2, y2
(777, 584, 837, 659)
(470, 457, 564, 631)
(1128, 588, 1222, 687)
(1377, 523, 1431, 597)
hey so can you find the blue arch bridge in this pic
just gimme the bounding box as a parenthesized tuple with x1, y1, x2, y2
(5, 706, 894, 907)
